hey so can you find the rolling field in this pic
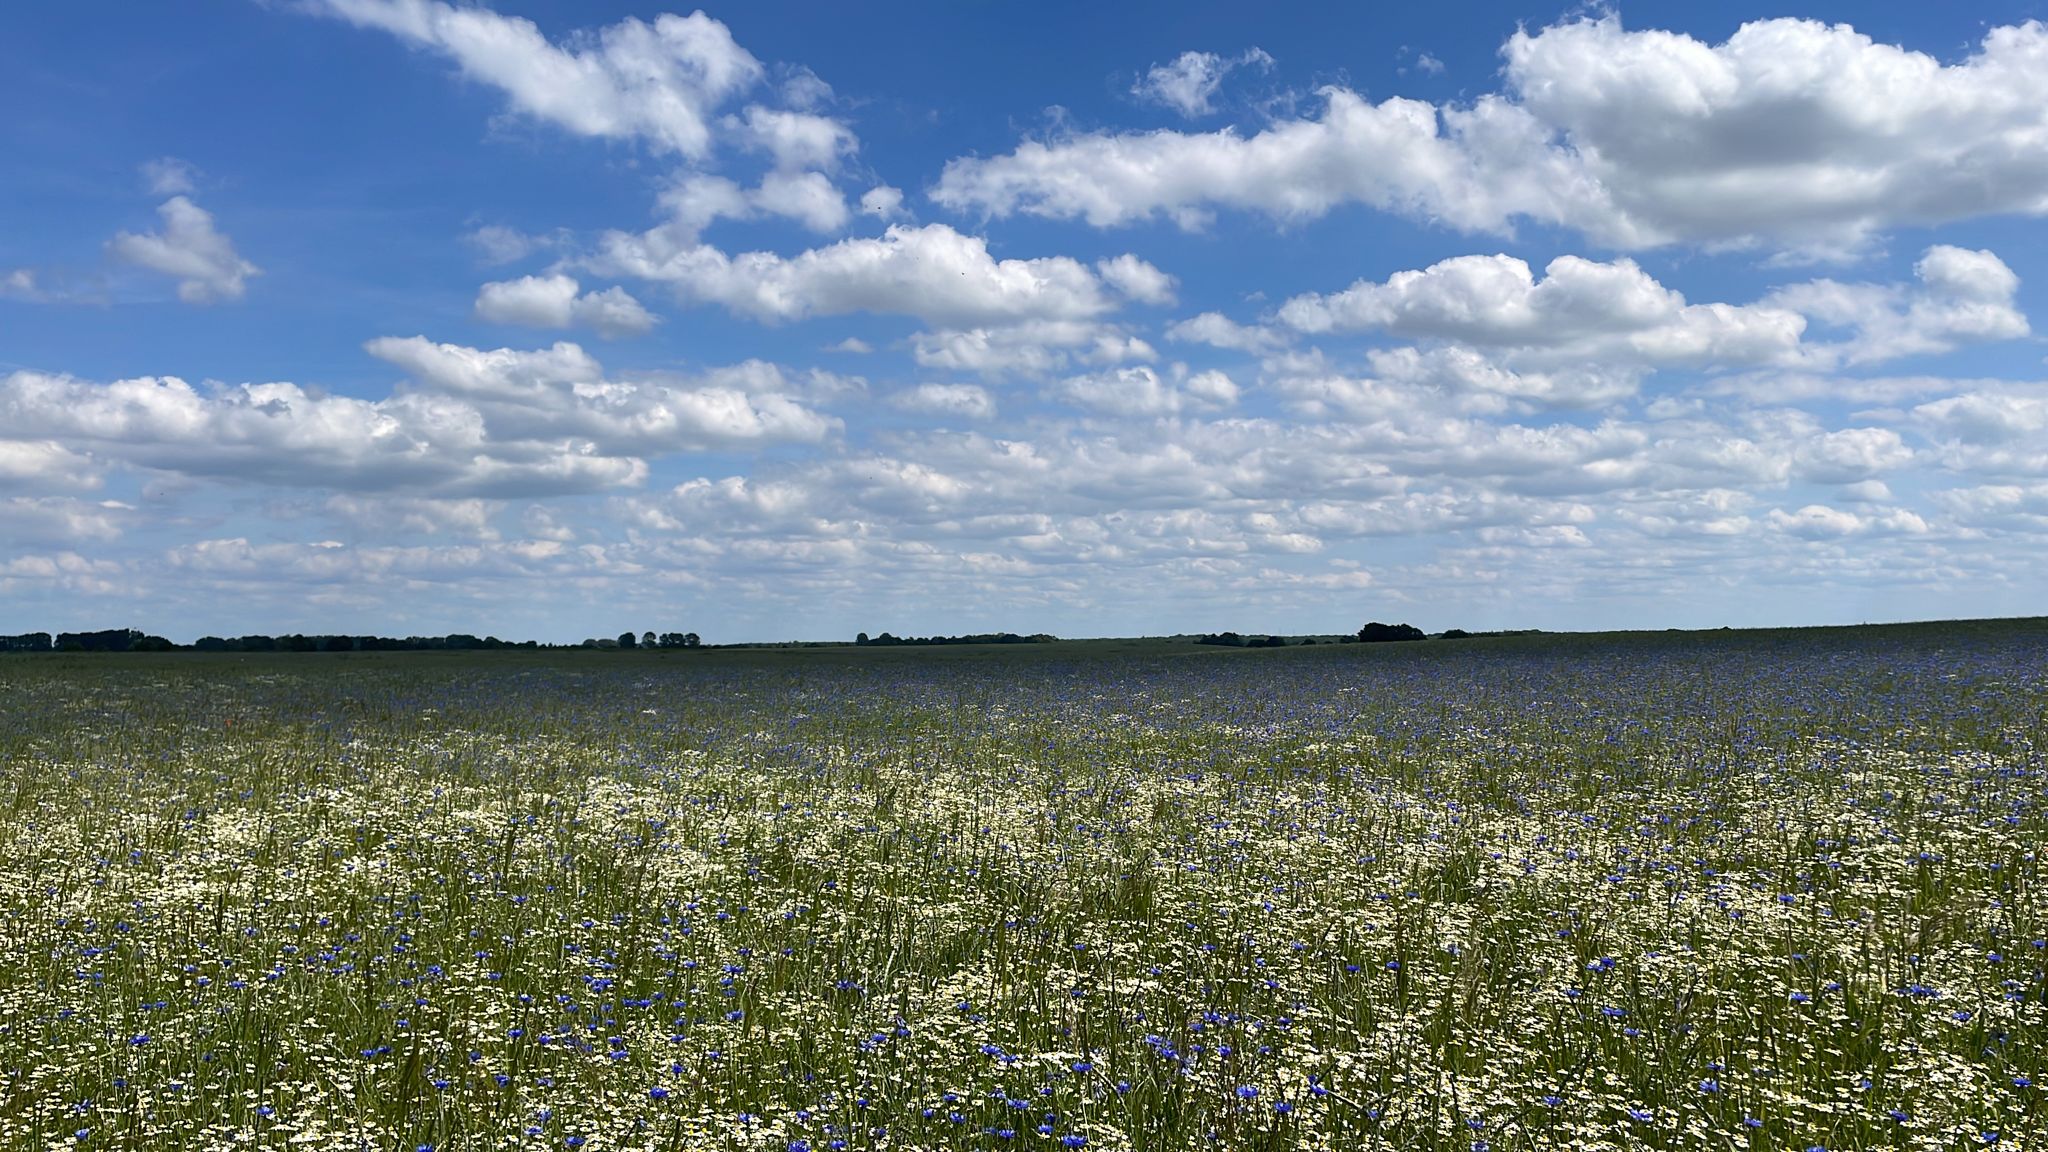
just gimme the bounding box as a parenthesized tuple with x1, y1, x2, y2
(0, 627, 2043, 1151)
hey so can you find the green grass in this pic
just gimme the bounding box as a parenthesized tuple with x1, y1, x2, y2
(0, 628, 2042, 1150)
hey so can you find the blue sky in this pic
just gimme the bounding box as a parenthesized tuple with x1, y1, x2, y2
(5, 1, 2048, 642)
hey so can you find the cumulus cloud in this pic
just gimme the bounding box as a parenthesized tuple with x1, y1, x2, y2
(1131, 48, 1274, 118)
(464, 224, 558, 265)
(1500, 17, 2048, 252)
(365, 336, 838, 451)
(1166, 311, 1286, 353)
(729, 104, 857, 171)
(1909, 389, 2048, 477)
(141, 157, 198, 196)
(1767, 503, 1928, 538)
(887, 383, 996, 421)
(322, 494, 501, 539)
(1767, 246, 2029, 364)
(108, 197, 259, 303)
(1269, 246, 2031, 399)
(910, 319, 1153, 379)
(0, 496, 130, 545)
(1279, 253, 1810, 371)
(589, 221, 1126, 328)
(1095, 254, 1177, 305)
(0, 440, 103, 491)
(1790, 428, 1914, 484)
(1, 367, 638, 496)
(0, 339, 837, 499)
(313, 0, 768, 159)
(475, 274, 659, 337)
(860, 185, 906, 219)
(1051, 365, 1238, 417)
(935, 87, 1588, 233)
(937, 17, 2048, 252)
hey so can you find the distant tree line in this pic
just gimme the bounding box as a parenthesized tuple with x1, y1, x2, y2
(855, 631, 1056, 647)
(1196, 632, 1296, 648)
(1187, 622, 1539, 646)
(192, 634, 538, 652)
(594, 632, 701, 649)
(2, 629, 178, 652)
(0, 627, 712, 653)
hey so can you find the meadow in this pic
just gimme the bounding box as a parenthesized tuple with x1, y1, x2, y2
(0, 625, 2042, 1151)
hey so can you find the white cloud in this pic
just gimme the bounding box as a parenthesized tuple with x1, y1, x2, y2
(365, 336, 838, 452)
(1790, 428, 1914, 484)
(749, 171, 851, 232)
(1184, 369, 1239, 407)
(938, 17, 2048, 252)
(1767, 503, 1927, 538)
(322, 494, 501, 539)
(1912, 391, 2048, 446)
(0, 496, 129, 544)
(1131, 48, 1274, 118)
(1361, 345, 1643, 410)
(0, 551, 125, 595)
(1051, 365, 1239, 418)
(0, 340, 838, 499)
(314, 0, 766, 159)
(729, 104, 857, 171)
(589, 222, 1123, 328)
(141, 157, 198, 196)
(1501, 17, 2048, 252)
(887, 383, 996, 421)
(0, 440, 103, 491)
(860, 185, 906, 219)
(108, 197, 259, 303)
(1937, 482, 2048, 532)
(464, 224, 557, 264)
(1767, 246, 2029, 364)
(475, 274, 659, 337)
(1908, 389, 2048, 477)
(1094, 254, 1177, 305)
(1279, 253, 1808, 369)
(935, 87, 1586, 233)
(909, 319, 1150, 379)
(1, 366, 639, 496)
(1166, 311, 1286, 353)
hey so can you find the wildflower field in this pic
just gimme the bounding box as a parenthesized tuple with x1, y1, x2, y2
(1, 625, 2043, 1151)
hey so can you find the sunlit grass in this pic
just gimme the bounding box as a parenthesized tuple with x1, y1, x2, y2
(0, 629, 2042, 1149)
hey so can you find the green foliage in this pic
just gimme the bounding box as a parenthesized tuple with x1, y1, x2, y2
(0, 635, 2041, 1150)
